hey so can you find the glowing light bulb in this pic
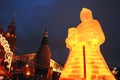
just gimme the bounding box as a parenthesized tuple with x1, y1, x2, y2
(26, 71, 30, 76)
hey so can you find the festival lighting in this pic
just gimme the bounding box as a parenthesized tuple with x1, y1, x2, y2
(25, 64, 31, 76)
(59, 8, 115, 80)
(26, 71, 31, 76)
(0, 34, 13, 72)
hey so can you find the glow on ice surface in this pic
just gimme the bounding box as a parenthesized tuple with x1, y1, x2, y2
(59, 8, 115, 80)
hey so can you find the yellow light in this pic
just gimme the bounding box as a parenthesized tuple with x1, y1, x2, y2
(26, 64, 29, 67)
(6, 32, 10, 37)
(26, 71, 30, 76)
(59, 8, 115, 80)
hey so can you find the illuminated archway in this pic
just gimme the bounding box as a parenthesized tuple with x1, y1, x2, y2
(0, 34, 13, 72)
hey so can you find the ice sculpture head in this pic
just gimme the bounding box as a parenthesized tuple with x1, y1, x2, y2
(80, 8, 93, 22)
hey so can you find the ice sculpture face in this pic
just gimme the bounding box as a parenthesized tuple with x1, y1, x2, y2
(80, 8, 93, 22)
(59, 8, 115, 80)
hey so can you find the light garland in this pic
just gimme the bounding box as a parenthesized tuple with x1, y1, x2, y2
(0, 34, 13, 71)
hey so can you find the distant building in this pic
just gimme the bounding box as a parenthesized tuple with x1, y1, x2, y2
(13, 53, 62, 80)
(11, 25, 62, 80)
(35, 29, 52, 79)
(12, 29, 63, 80)
(0, 15, 62, 80)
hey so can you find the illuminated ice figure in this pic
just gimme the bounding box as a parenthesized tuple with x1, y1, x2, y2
(59, 8, 115, 80)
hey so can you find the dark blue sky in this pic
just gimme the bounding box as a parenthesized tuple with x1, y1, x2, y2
(0, 0, 120, 68)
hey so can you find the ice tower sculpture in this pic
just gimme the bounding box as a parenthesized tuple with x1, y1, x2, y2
(59, 8, 115, 80)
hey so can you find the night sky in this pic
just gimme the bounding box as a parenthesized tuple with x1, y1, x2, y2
(0, 0, 120, 68)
